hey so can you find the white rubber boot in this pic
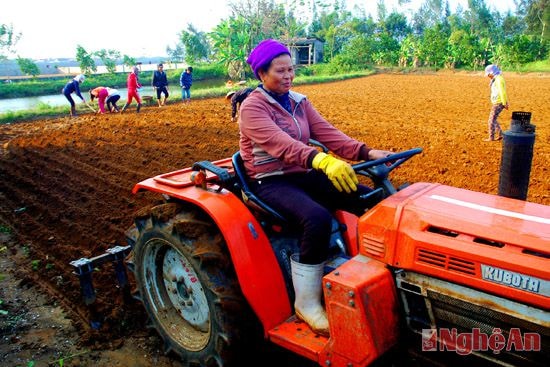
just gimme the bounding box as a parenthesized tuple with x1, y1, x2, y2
(290, 254, 330, 336)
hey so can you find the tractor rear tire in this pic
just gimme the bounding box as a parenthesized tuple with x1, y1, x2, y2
(126, 202, 255, 367)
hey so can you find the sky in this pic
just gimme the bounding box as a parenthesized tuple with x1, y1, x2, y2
(2, 0, 518, 60)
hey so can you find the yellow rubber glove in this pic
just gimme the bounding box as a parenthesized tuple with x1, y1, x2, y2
(312, 152, 358, 193)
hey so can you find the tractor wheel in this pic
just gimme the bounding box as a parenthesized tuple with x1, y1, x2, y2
(126, 202, 255, 367)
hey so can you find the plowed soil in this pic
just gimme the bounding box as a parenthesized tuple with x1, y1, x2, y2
(1, 71, 549, 366)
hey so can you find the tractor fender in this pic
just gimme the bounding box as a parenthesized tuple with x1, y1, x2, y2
(133, 177, 292, 333)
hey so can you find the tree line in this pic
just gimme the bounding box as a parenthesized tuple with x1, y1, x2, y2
(1, 0, 549, 79)
(174, 0, 549, 78)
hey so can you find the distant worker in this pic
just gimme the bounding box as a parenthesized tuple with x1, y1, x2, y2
(90, 86, 121, 113)
(180, 66, 193, 103)
(226, 87, 253, 122)
(62, 74, 86, 117)
(152, 63, 169, 107)
(121, 66, 142, 113)
(483, 64, 509, 142)
(105, 87, 121, 112)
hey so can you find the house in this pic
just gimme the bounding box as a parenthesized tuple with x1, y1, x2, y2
(284, 38, 324, 66)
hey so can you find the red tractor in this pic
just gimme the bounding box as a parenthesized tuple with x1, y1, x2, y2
(125, 146, 549, 367)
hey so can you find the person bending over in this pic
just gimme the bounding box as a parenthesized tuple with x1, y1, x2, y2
(62, 74, 86, 117)
(227, 87, 253, 122)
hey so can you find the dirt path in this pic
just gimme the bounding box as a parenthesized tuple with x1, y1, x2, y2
(0, 72, 549, 366)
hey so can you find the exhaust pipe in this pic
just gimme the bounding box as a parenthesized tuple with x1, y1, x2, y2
(498, 111, 536, 200)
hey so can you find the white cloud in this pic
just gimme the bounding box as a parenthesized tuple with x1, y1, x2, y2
(3, 0, 517, 60)
(3, 0, 230, 59)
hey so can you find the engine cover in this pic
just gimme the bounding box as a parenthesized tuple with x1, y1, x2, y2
(358, 183, 550, 310)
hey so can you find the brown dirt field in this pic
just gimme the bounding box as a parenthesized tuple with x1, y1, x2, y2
(0, 71, 549, 366)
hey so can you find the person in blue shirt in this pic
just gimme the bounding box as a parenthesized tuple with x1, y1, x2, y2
(179, 66, 193, 103)
(152, 63, 169, 107)
(62, 74, 86, 117)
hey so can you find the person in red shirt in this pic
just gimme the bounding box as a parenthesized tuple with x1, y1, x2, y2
(90, 87, 108, 114)
(90, 87, 121, 113)
(121, 66, 142, 113)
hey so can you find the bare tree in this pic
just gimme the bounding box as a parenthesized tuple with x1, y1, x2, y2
(228, 0, 287, 49)
(0, 23, 21, 59)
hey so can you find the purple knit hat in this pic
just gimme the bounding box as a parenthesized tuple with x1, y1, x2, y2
(247, 39, 291, 80)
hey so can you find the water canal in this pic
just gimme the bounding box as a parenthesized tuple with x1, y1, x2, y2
(0, 79, 227, 113)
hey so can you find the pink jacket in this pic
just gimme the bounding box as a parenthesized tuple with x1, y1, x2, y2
(91, 87, 109, 113)
(239, 88, 367, 179)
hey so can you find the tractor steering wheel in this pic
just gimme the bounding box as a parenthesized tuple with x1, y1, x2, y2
(352, 148, 423, 200)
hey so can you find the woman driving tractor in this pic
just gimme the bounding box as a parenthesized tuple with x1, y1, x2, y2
(238, 39, 393, 336)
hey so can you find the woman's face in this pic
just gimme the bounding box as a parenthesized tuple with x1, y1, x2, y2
(259, 54, 294, 95)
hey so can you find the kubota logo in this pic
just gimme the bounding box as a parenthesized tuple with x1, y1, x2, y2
(481, 264, 550, 296)
(422, 328, 541, 355)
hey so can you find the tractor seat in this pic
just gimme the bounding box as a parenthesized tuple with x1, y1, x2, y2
(232, 151, 349, 256)
(231, 152, 287, 223)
